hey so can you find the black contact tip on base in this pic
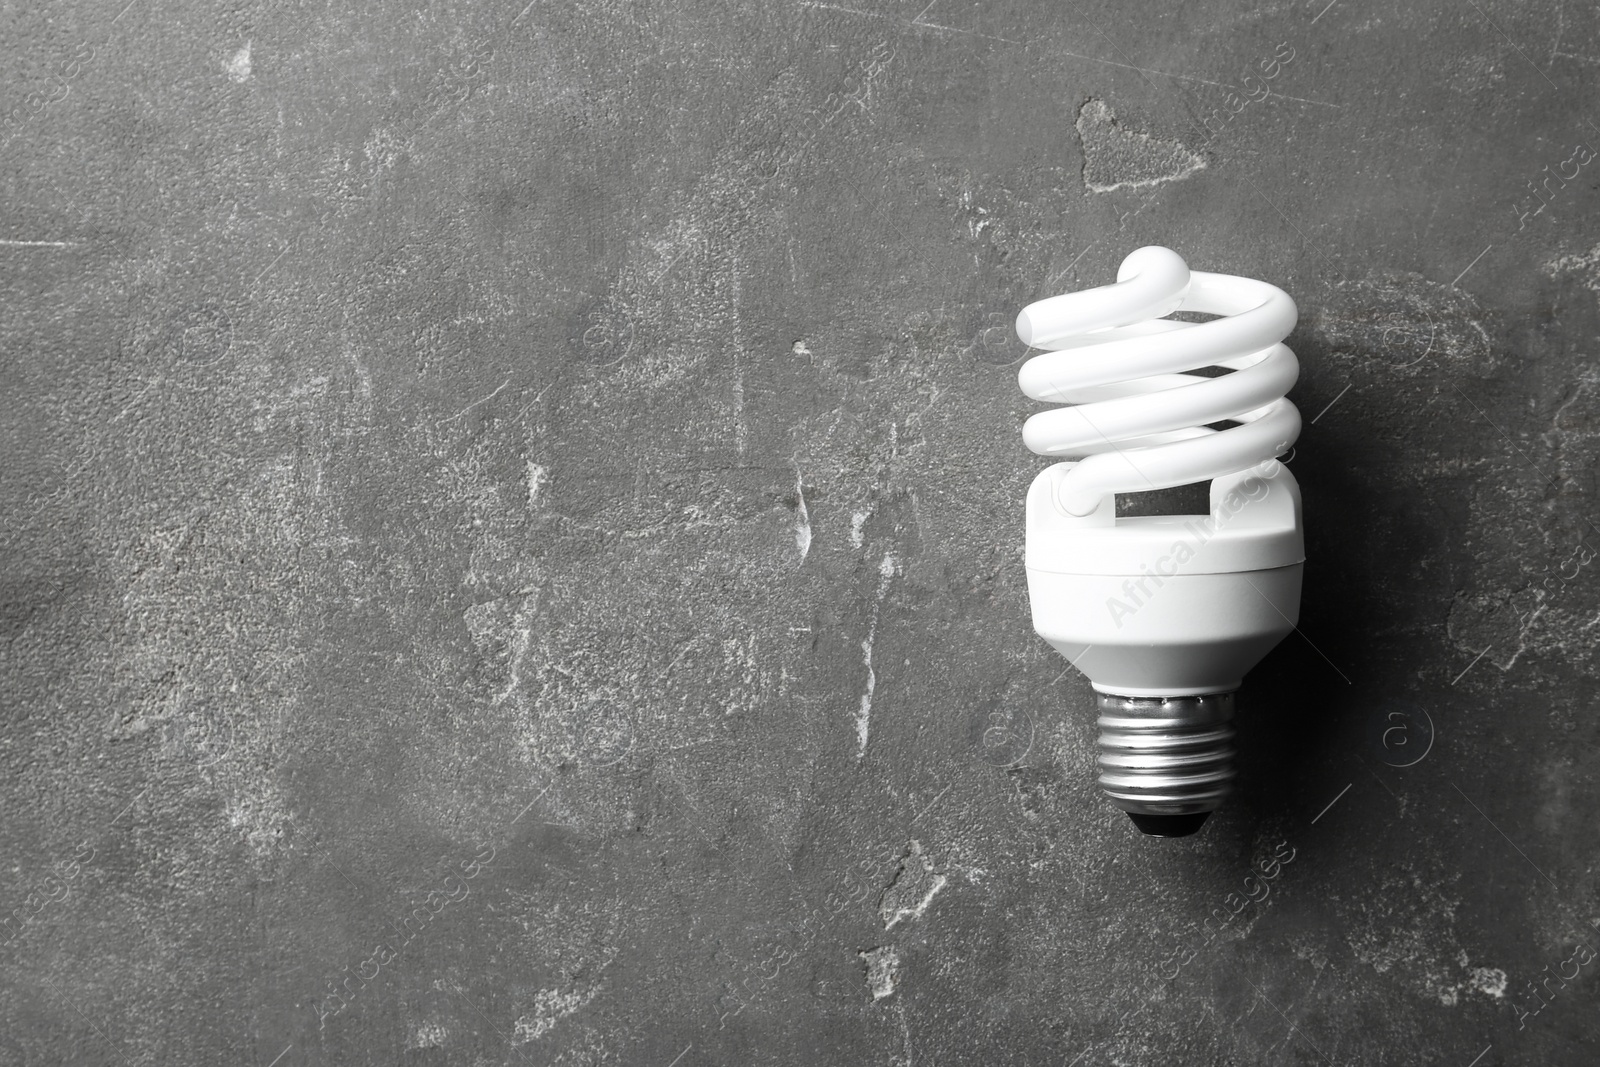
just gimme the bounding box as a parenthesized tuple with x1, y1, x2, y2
(1127, 811, 1211, 838)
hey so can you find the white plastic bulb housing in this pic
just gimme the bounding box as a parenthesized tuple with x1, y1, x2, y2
(1017, 247, 1305, 837)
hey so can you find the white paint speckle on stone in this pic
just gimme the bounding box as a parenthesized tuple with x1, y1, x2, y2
(856, 552, 895, 756)
(794, 468, 812, 560)
(1467, 965, 1507, 999)
(526, 461, 548, 507)
(512, 986, 597, 1045)
(407, 1022, 448, 1049)
(880, 840, 947, 929)
(225, 41, 252, 83)
(860, 946, 899, 1001)
(1075, 98, 1204, 193)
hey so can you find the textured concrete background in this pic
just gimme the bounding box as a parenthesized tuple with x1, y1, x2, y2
(4, 0, 1599, 1062)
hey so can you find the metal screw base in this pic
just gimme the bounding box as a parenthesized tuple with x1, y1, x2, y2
(1096, 691, 1236, 832)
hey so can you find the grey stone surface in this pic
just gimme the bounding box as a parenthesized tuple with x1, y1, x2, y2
(3, 0, 1599, 1062)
